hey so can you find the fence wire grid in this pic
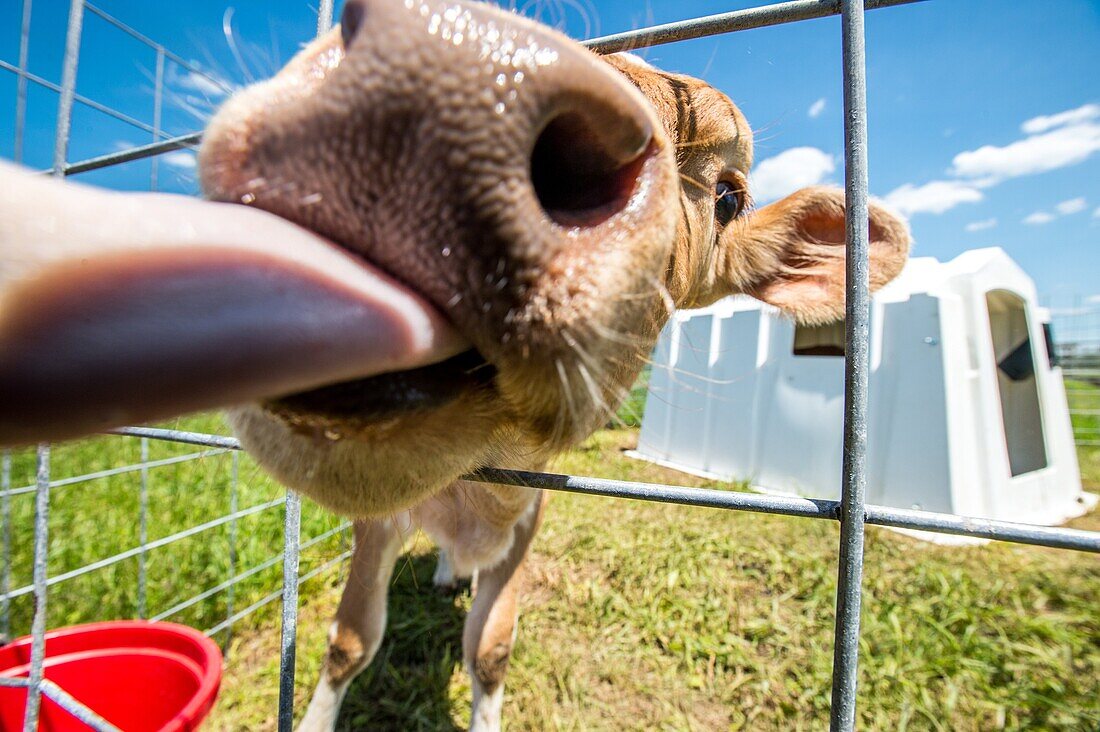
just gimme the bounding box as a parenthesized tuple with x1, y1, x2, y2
(2, 1, 1098, 731)
(1054, 306, 1100, 448)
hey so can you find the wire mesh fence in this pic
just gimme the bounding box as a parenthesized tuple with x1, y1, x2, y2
(1, 1, 1098, 731)
(1053, 306, 1100, 448)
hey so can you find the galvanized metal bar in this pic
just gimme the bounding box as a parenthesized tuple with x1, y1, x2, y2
(101, 429, 1100, 551)
(13, 0, 33, 163)
(108, 426, 240, 449)
(37, 0, 933, 179)
(276, 7, 334, 722)
(317, 0, 336, 36)
(1, 451, 10, 640)
(473, 467, 839, 520)
(150, 48, 165, 192)
(2, 449, 227, 498)
(829, 0, 872, 728)
(52, 0, 86, 177)
(22, 445, 50, 732)
(0, 58, 163, 139)
(41, 679, 121, 732)
(476, 469, 1100, 552)
(59, 131, 202, 176)
(277, 491, 302, 732)
(204, 549, 352, 638)
(863, 505, 1100, 552)
(82, 2, 234, 94)
(224, 450, 239, 650)
(81, 3, 164, 55)
(137, 438, 149, 618)
(582, 0, 923, 54)
(3, 497, 284, 601)
(151, 521, 350, 623)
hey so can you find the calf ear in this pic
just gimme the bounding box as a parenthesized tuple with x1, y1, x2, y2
(722, 186, 910, 325)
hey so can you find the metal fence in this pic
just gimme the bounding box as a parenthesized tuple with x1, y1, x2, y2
(2, 1, 1098, 731)
(1052, 306, 1100, 448)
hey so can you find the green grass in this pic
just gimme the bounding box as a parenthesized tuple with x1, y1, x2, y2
(1066, 379, 1100, 487)
(211, 430, 1098, 731)
(4, 407, 1097, 730)
(1, 413, 350, 642)
(612, 367, 651, 428)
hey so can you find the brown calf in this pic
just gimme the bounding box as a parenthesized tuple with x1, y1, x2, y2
(0, 1, 909, 729)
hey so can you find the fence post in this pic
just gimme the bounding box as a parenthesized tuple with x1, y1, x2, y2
(53, 0, 85, 177)
(277, 6, 335, 729)
(1, 451, 10, 641)
(830, 0, 872, 729)
(150, 47, 165, 191)
(23, 446, 51, 732)
(23, 0, 87, 725)
(138, 438, 149, 618)
(277, 492, 301, 732)
(13, 0, 34, 164)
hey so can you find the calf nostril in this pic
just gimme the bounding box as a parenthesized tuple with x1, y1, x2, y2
(530, 113, 652, 228)
(341, 0, 366, 49)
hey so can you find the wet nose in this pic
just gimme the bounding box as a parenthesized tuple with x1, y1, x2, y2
(337, 0, 656, 232)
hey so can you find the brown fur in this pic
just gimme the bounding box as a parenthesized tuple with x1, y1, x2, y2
(196, 2, 910, 729)
(323, 625, 367, 687)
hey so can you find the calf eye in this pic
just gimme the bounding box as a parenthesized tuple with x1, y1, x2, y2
(714, 180, 744, 226)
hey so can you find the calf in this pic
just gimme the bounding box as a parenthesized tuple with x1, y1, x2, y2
(196, 2, 909, 729)
(0, 0, 909, 729)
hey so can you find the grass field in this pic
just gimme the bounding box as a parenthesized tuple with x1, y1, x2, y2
(4, 397, 1098, 730)
(1066, 378, 1100, 487)
(212, 430, 1097, 731)
(1, 413, 350, 640)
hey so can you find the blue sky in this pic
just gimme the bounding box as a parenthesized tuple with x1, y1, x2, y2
(2, 0, 1098, 322)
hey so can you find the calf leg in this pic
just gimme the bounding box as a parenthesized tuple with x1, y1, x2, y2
(463, 491, 546, 732)
(297, 516, 406, 732)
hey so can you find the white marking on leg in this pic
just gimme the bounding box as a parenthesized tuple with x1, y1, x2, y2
(296, 672, 350, 732)
(468, 680, 505, 732)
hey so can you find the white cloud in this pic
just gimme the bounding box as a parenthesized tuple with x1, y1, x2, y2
(1086, 294, 1100, 304)
(950, 119, 1100, 182)
(808, 98, 826, 119)
(883, 180, 983, 216)
(161, 150, 197, 169)
(750, 147, 835, 202)
(1094, 206, 1100, 218)
(1021, 103, 1100, 134)
(881, 103, 1100, 219)
(171, 68, 234, 98)
(1023, 211, 1055, 225)
(965, 217, 997, 232)
(1056, 197, 1087, 215)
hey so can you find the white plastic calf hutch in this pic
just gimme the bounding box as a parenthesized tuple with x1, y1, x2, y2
(633, 248, 1093, 540)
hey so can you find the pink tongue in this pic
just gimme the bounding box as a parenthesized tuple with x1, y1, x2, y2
(0, 162, 468, 446)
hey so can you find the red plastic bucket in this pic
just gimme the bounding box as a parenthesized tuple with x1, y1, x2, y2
(0, 621, 222, 731)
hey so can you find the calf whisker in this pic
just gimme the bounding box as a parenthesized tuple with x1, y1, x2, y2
(222, 8, 258, 84)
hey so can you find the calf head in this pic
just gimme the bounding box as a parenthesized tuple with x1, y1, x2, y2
(198, 0, 909, 517)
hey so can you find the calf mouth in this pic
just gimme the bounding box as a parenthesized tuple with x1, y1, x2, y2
(264, 348, 496, 427)
(203, 117, 661, 436)
(247, 133, 656, 431)
(238, 135, 655, 432)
